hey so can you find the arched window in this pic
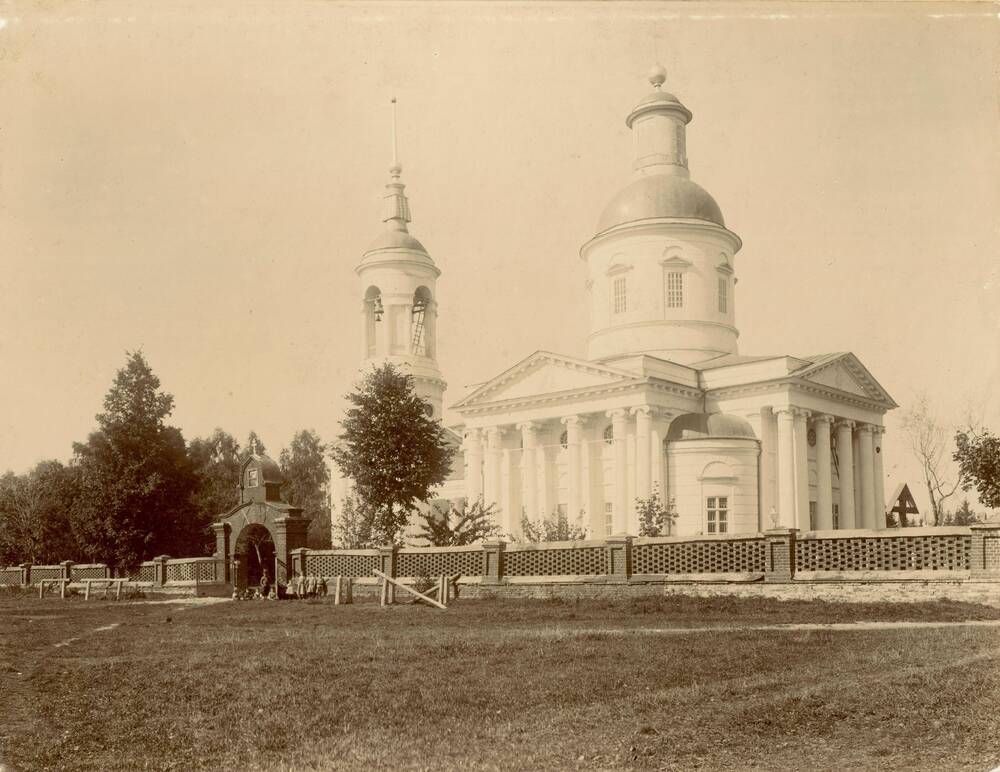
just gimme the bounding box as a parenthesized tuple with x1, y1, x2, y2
(412, 286, 433, 357)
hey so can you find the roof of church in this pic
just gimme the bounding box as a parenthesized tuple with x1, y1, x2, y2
(596, 173, 726, 233)
(690, 353, 785, 370)
(666, 412, 757, 441)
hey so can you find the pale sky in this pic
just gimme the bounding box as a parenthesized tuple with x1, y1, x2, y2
(2, 1, 998, 515)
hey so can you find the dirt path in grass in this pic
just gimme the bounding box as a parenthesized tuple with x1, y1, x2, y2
(540, 619, 1000, 636)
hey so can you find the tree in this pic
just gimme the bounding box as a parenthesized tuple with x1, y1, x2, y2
(331, 364, 452, 544)
(636, 488, 677, 537)
(417, 498, 501, 546)
(71, 351, 203, 571)
(331, 494, 374, 549)
(901, 394, 960, 525)
(0, 461, 81, 565)
(944, 498, 980, 526)
(518, 512, 587, 542)
(188, 429, 242, 521)
(279, 429, 331, 549)
(954, 425, 1000, 510)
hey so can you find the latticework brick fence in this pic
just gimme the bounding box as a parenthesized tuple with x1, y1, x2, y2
(287, 524, 1000, 587)
(5, 524, 1000, 593)
(796, 529, 971, 572)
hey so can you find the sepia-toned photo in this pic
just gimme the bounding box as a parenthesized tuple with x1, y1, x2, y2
(1, 2, 998, 770)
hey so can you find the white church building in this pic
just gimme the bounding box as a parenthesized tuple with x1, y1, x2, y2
(346, 68, 897, 540)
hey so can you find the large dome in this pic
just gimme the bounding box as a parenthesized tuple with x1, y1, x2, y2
(596, 173, 725, 234)
(666, 413, 757, 442)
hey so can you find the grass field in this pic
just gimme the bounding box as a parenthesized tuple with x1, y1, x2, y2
(3, 591, 1000, 771)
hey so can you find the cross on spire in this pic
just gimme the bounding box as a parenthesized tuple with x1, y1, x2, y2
(390, 96, 402, 179)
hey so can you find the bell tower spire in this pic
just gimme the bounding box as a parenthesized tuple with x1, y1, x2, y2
(382, 97, 412, 230)
(355, 97, 447, 419)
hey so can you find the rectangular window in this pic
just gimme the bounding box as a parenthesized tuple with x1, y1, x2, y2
(666, 272, 683, 308)
(706, 496, 728, 534)
(718, 277, 727, 313)
(612, 277, 627, 314)
(832, 503, 840, 530)
(247, 469, 259, 488)
(604, 502, 613, 535)
(809, 501, 817, 530)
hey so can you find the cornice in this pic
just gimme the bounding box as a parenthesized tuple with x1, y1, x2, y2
(580, 217, 743, 258)
(706, 377, 892, 412)
(587, 318, 739, 339)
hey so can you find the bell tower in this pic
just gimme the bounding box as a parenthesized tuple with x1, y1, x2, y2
(356, 98, 447, 418)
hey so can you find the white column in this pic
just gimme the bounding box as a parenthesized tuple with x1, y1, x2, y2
(518, 422, 538, 521)
(583, 422, 600, 535)
(501, 447, 515, 536)
(464, 428, 483, 502)
(776, 408, 796, 528)
(484, 427, 504, 510)
(649, 411, 668, 500)
(814, 414, 834, 530)
(538, 428, 552, 522)
(858, 423, 876, 529)
(873, 426, 886, 530)
(745, 406, 771, 531)
(632, 407, 652, 501)
(836, 420, 856, 529)
(793, 408, 811, 531)
(852, 429, 862, 521)
(607, 409, 628, 534)
(561, 416, 584, 526)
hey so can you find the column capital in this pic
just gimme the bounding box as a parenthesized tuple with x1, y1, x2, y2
(606, 408, 628, 420)
(858, 423, 877, 435)
(872, 424, 886, 436)
(559, 415, 584, 427)
(629, 405, 653, 418)
(485, 425, 506, 440)
(793, 407, 811, 419)
(775, 407, 796, 420)
(835, 418, 856, 431)
(813, 413, 835, 425)
(515, 421, 536, 432)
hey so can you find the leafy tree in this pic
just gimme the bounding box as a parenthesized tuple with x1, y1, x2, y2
(188, 429, 242, 520)
(279, 429, 331, 549)
(331, 494, 374, 549)
(0, 461, 81, 565)
(901, 395, 960, 525)
(71, 351, 203, 572)
(417, 498, 501, 546)
(954, 426, 1000, 510)
(944, 498, 980, 526)
(636, 488, 676, 537)
(331, 364, 452, 544)
(518, 511, 587, 542)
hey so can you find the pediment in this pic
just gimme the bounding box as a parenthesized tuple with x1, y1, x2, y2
(803, 362, 869, 397)
(454, 352, 638, 409)
(795, 353, 897, 407)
